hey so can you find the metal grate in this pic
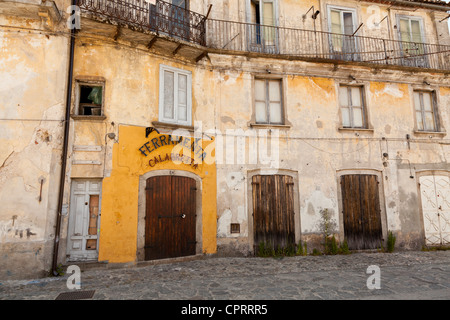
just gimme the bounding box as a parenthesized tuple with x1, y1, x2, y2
(55, 290, 95, 300)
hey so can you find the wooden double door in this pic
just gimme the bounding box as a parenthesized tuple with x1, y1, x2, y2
(341, 174, 383, 250)
(145, 176, 197, 260)
(252, 175, 295, 251)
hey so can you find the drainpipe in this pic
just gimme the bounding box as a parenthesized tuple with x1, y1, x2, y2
(52, 0, 76, 276)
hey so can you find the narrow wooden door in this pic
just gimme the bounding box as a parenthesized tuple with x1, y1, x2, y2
(67, 179, 102, 261)
(419, 175, 450, 245)
(145, 176, 196, 260)
(341, 174, 382, 250)
(252, 175, 295, 251)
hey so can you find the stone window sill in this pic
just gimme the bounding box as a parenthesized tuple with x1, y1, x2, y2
(413, 130, 446, 137)
(338, 127, 374, 133)
(152, 121, 195, 132)
(249, 123, 291, 129)
(71, 115, 106, 121)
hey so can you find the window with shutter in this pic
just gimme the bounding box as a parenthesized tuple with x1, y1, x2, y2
(414, 91, 438, 132)
(159, 65, 192, 126)
(254, 78, 283, 125)
(339, 85, 366, 129)
(328, 7, 357, 57)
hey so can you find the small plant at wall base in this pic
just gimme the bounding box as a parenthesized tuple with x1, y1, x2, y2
(257, 241, 274, 257)
(317, 208, 338, 254)
(387, 231, 396, 253)
(339, 239, 350, 255)
(325, 235, 339, 255)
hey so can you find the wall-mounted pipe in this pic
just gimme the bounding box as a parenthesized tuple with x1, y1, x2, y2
(52, 0, 76, 276)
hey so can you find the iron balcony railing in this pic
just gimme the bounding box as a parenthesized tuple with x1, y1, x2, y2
(77, 0, 207, 46)
(206, 19, 450, 71)
(77, 0, 450, 71)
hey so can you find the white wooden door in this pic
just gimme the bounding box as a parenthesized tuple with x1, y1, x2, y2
(67, 179, 102, 261)
(419, 175, 450, 245)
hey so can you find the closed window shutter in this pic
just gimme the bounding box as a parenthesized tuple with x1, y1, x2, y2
(163, 70, 175, 120)
(268, 80, 282, 124)
(178, 73, 188, 121)
(255, 79, 267, 123)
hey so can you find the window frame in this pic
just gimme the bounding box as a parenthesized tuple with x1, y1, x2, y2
(253, 77, 284, 125)
(327, 5, 358, 36)
(158, 64, 193, 126)
(73, 79, 106, 118)
(338, 85, 368, 129)
(413, 90, 439, 133)
(396, 15, 425, 44)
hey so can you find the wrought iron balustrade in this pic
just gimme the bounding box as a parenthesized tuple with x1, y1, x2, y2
(77, 0, 206, 46)
(205, 19, 450, 71)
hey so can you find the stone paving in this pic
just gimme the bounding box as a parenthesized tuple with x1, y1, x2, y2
(0, 250, 449, 300)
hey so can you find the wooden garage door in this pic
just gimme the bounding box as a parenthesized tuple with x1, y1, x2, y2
(341, 174, 382, 250)
(252, 175, 295, 251)
(145, 176, 196, 260)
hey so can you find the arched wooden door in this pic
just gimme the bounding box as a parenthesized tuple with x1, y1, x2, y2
(145, 176, 197, 260)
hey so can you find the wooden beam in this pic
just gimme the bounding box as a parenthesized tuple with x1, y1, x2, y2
(195, 51, 208, 63)
(172, 43, 183, 55)
(146, 36, 158, 49)
(113, 25, 121, 41)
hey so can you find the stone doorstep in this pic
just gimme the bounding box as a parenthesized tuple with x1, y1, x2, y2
(65, 253, 209, 272)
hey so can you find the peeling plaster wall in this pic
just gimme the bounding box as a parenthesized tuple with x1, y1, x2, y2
(209, 52, 449, 255)
(0, 15, 69, 279)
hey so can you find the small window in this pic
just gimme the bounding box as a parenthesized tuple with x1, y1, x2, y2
(414, 91, 438, 132)
(76, 83, 104, 116)
(159, 65, 192, 126)
(339, 85, 366, 128)
(255, 78, 283, 124)
(230, 223, 240, 234)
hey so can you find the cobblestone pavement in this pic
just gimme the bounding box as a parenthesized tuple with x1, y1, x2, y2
(1, 250, 449, 301)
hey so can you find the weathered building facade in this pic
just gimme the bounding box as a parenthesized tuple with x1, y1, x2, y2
(1, 0, 449, 279)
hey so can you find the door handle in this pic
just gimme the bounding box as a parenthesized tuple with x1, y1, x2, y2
(180, 214, 186, 219)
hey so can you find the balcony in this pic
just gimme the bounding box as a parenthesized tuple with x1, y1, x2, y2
(77, 0, 450, 71)
(206, 19, 450, 71)
(77, 0, 206, 46)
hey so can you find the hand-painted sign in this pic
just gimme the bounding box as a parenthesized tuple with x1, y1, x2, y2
(139, 129, 208, 169)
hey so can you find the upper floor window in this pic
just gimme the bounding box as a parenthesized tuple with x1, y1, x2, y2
(159, 65, 192, 126)
(397, 16, 428, 68)
(414, 90, 439, 132)
(398, 16, 424, 44)
(328, 6, 358, 60)
(339, 85, 366, 129)
(249, 0, 278, 51)
(254, 78, 283, 125)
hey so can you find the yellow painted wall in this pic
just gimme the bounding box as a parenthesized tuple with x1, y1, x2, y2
(98, 125, 217, 263)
